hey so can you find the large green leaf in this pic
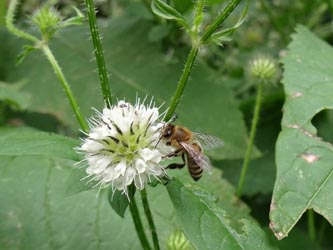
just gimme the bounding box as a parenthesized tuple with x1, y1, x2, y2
(0, 81, 31, 110)
(0, 156, 178, 249)
(0, 127, 79, 160)
(270, 26, 333, 239)
(4, 17, 256, 159)
(167, 179, 276, 250)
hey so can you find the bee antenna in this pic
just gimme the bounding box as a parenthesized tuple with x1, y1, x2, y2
(168, 113, 178, 123)
(155, 136, 162, 148)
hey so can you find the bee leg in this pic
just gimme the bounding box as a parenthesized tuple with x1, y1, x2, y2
(166, 162, 185, 169)
(159, 175, 174, 185)
(165, 153, 186, 169)
(163, 149, 182, 159)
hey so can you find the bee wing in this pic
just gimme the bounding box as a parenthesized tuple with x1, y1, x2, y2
(179, 142, 212, 172)
(193, 132, 224, 150)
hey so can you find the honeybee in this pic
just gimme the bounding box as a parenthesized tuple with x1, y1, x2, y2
(161, 124, 224, 181)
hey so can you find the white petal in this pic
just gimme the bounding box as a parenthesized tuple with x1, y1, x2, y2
(81, 140, 104, 152)
(115, 160, 127, 176)
(113, 177, 125, 191)
(124, 167, 136, 186)
(86, 156, 110, 174)
(134, 174, 147, 190)
(102, 166, 117, 182)
(139, 148, 162, 162)
(147, 162, 163, 176)
(135, 159, 147, 173)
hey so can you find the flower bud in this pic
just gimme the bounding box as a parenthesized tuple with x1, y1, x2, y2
(166, 229, 191, 250)
(248, 55, 277, 85)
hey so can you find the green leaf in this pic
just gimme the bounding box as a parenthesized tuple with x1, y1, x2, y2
(65, 167, 97, 195)
(0, 81, 31, 109)
(171, 0, 193, 13)
(167, 179, 276, 250)
(151, 0, 189, 29)
(108, 184, 136, 218)
(0, 155, 179, 249)
(148, 24, 170, 42)
(16, 45, 37, 65)
(270, 26, 333, 239)
(0, 127, 79, 160)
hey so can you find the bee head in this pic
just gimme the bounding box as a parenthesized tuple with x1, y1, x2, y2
(162, 124, 174, 139)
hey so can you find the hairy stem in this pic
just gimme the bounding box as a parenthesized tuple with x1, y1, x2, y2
(85, 0, 113, 107)
(201, 0, 242, 43)
(129, 197, 152, 250)
(163, 46, 198, 121)
(237, 82, 263, 196)
(42, 45, 89, 132)
(6, 0, 39, 43)
(141, 188, 160, 250)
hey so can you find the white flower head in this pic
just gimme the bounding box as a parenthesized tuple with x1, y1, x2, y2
(78, 99, 170, 195)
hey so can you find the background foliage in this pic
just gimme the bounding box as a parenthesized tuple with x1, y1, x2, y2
(1, 0, 333, 249)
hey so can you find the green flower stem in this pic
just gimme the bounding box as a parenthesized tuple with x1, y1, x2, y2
(201, 0, 242, 43)
(84, 0, 113, 107)
(42, 44, 89, 132)
(6, 0, 39, 43)
(236, 82, 263, 196)
(163, 46, 198, 122)
(307, 209, 316, 242)
(141, 188, 160, 250)
(129, 197, 152, 250)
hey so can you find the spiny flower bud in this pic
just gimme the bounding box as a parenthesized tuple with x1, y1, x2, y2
(31, 6, 62, 40)
(166, 229, 191, 250)
(30, 5, 83, 42)
(248, 55, 277, 84)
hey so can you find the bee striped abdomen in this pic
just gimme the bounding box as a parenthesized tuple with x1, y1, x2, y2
(186, 153, 203, 181)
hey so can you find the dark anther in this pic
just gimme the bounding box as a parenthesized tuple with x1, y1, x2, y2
(108, 136, 119, 144)
(130, 122, 135, 135)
